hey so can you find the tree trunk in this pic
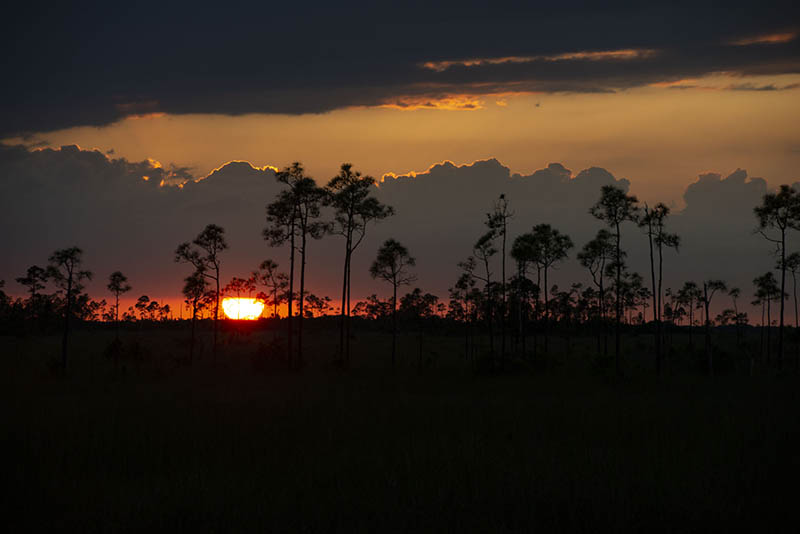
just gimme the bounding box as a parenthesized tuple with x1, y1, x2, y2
(115, 293, 120, 340)
(615, 221, 622, 376)
(704, 285, 712, 377)
(767, 298, 772, 365)
(298, 230, 307, 367)
(484, 258, 494, 361)
(779, 231, 786, 369)
(688, 299, 694, 350)
(647, 224, 659, 374)
(287, 220, 295, 368)
(61, 277, 72, 373)
(794, 271, 799, 372)
(391, 280, 397, 366)
(760, 301, 765, 365)
(339, 235, 350, 363)
(346, 255, 352, 364)
(544, 266, 549, 354)
(190, 305, 196, 365)
(501, 217, 506, 366)
(600, 272, 608, 359)
(213, 269, 219, 362)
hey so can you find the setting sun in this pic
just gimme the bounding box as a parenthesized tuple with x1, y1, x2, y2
(222, 297, 265, 320)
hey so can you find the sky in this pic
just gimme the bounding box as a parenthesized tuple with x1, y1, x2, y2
(2, 1, 799, 317)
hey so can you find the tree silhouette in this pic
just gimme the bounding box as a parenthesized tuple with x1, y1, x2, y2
(701, 279, 727, 376)
(222, 276, 257, 319)
(107, 271, 131, 339)
(265, 187, 298, 365)
(175, 224, 228, 360)
(134, 295, 151, 320)
(472, 231, 497, 359)
(450, 259, 481, 361)
(530, 224, 573, 355)
(182, 271, 210, 365)
(47, 247, 92, 372)
(16, 265, 48, 320)
(325, 163, 393, 365)
(754, 184, 800, 369)
(677, 281, 701, 350)
(727, 287, 743, 346)
(293, 174, 328, 367)
(511, 232, 539, 358)
(578, 229, 615, 358)
(304, 293, 332, 317)
(487, 194, 512, 364)
(639, 203, 680, 374)
(265, 162, 327, 368)
(754, 272, 780, 365)
(591, 185, 639, 375)
(370, 239, 416, 366)
(784, 252, 800, 369)
(253, 260, 288, 319)
(0, 281, 6, 313)
(400, 288, 439, 371)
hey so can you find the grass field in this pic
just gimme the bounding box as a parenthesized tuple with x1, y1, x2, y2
(2, 322, 799, 532)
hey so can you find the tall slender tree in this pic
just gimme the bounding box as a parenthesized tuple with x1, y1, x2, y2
(511, 232, 539, 357)
(754, 272, 780, 365)
(325, 163, 393, 365)
(639, 203, 680, 374)
(578, 229, 615, 358)
(677, 281, 701, 350)
(16, 265, 48, 319)
(265, 185, 299, 366)
(294, 175, 328, 367)
(590, 185, 639, 375)
(785, 252, 800, 369)
(487, 194, 512, 364)
(182, 271, 210, 365)
(370, 239, 416, 366)
(701, 279, 727, 376)
(530, 224, 573, 354)
(266, 162, 327, 367)
(454, 257, 481, 362)
(175, 224, 228, 360)
(754, 184, 800, 369)
(222, 276, 257, 318)
(253, 260, 288, 320)
(47, 247, 92, 372)
(107, 271, 132, 339)
(728, 287, 743, 346)
(473, 231, 498, 359)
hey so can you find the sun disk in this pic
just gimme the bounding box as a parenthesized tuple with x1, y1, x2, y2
(222, 297, 265, 320)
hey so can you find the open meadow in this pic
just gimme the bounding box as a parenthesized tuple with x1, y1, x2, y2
(2, 321, 799, 532)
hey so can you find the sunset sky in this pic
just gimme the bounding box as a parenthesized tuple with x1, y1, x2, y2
(2, 2, 799, 313)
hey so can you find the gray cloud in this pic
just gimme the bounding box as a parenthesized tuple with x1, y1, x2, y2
(1, 2, 798, 136)
(1, 145, 794, 319)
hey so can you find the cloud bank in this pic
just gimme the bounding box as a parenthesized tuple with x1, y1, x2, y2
(1, 2, 798, 135)
(1, 144, 792, 317)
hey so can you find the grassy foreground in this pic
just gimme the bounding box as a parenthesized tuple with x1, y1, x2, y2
(2, 324, 799, 532)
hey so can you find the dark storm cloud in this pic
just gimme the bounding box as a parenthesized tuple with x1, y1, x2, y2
(0, 144, 792, 316)
(1, 1, 798, 135)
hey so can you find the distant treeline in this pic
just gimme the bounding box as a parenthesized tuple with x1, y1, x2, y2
(3, 164, 799, 376)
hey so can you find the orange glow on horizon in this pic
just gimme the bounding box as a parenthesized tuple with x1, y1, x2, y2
(222, 297, 265, 320)
(379, 95, 485, 111)
(731, 31, 798, 46)
(420, 48, 657, 72)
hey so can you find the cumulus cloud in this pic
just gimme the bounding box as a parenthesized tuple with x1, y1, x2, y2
(1, 2, 798, 135)
(2, 145, 793, 319)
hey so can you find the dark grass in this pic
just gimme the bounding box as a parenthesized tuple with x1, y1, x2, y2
(2, 322, 799, 532)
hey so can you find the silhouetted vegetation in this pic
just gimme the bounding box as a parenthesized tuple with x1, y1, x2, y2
(4, 166, 800, 532)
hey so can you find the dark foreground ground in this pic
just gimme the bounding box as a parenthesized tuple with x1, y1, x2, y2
(2, 323, 799, 532)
